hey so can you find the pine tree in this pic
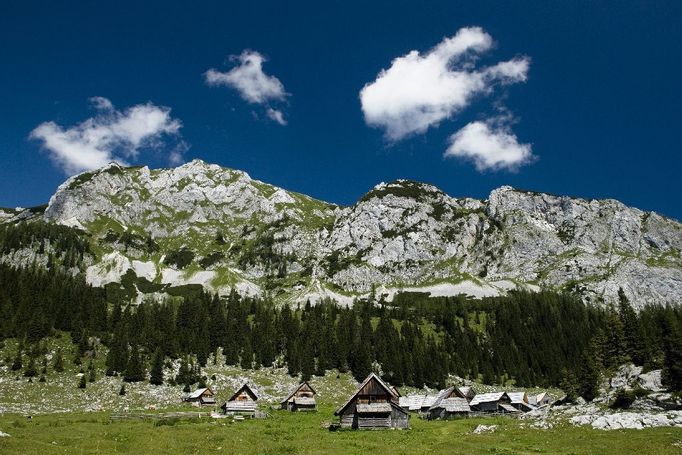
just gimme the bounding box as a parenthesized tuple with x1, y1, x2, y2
(618, 289, 647, 365)
(176, 356, 191, 386)
(88, 360, 96, 383)
(10, 351, 24, 374)
(240, 337, 253, 370)
(560, 368, 579, 402)
(576, 351, 600, 401)
(78, 374, 87, 389)
(53, 348, 64, 372)
(149, 348, 164, 386)
(123, 345, 145, 382)
(662, 311, 682, 391)
(119, 384, 126, 396)
(300, 342, 315, 382)
(23, 356, 37, 377)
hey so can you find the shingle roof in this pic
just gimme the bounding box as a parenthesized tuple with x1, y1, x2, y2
(438, 397, 470, 413)
(356, 403, 392, 414)
(228, 383, 258, 402)
(187, 387, 212, 399)
(400, 394, 438, 411)
(469, 392, 505, 406)
(223, 401, 257, 412)
(506, 392, 527, 404)
(499, 403, 520, 413)
(293, 396, 316, 406)
(334, 373, 399, 416)
(280, 382, 317, 404)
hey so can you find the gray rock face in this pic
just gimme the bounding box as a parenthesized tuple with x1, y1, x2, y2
(4, 161, 679, 306)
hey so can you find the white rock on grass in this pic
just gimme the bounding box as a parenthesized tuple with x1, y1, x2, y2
(473, 424, 498, 434)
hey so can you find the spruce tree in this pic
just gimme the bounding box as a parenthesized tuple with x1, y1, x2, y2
(88, 360, 96, 383)
(23, 356, 37, 377)
(149, 348, 164, 386)
(123, 345, 145, 382)
(78, 374, 87, 389)
(300, 342, 315, 382)
(577, 351, 600, 401)
(53, 348, 64, 372)
(11, 348, 22, 371)
(240, 337, 253, 370)
(618, 289, 647, 365)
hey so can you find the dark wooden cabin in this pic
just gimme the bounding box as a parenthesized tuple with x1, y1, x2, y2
(507, 392, 536, 412)
(469, 392, 519, 414)
(280, 382, 317, 411)
(334, 373, 409, 430)
(221, 383, 258, 417)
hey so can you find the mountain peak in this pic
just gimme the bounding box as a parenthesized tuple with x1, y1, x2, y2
(3, 159, 679, 307)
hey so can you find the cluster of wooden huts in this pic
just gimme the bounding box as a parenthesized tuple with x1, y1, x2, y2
(182, 373, 550, 430)
(399, 387, 552, 420)
(183, 381, 318, 418)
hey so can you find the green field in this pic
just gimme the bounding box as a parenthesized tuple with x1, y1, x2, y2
(1, 407, 681, 454)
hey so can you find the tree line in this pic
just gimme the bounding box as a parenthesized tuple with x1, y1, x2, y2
(1, 260, 681, 396)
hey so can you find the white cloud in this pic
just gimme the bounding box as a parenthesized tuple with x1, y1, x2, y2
(266, 108, 287, 125)
(205, 50, 287, 104)
(30, 97, 183, 175)
(445, 119, 533, 171)
(359, 27, 530, 141)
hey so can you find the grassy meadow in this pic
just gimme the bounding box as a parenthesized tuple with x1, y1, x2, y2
(1, 406, 682, 454)
(1, 335, 681, 454)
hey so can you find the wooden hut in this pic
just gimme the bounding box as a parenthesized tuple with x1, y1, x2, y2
(280, 382, 317, 411)
(427, 386, 472, 419)
(221, 384, 258, 417)
(184, 387, 216, 406)
(469, 392, 519, 414)
(334, 373, 409, 430)
(507, 392, 536, 412)
(528, 392, 551, 407)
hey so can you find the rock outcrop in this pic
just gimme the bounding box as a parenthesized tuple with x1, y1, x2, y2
(2, 161, 680, 306)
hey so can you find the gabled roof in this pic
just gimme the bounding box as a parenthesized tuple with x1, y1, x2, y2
(228, 383, 258, 402)
(334, 373, 399, 416)
(429, 386, 472, 410)
(506, 392, 528, 404)
(458, 386, 476, 398)
(535, 392, 549, 403)
(499, 403, 521, 413)
(187, 387, 213, 399)
(438, 397, 470, 413)
(280, 382, 317, 404)
(469, 392, 507, 406)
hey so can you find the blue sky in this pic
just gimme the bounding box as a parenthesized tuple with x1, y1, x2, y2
(1, 1, 681, 220)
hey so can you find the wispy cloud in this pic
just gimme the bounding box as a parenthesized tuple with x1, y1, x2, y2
(359, 27, 530, 141)
(205, 50, 289, 125)
(266, 108, 287, 125)
(30, 97, 184, 175)
(445, 118, 534, 171)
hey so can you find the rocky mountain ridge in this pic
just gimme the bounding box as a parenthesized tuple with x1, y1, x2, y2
(2, 160, 681, 307)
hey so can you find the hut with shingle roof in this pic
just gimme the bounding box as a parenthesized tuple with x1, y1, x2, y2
(334, 373, 409, 430)
(280, 382, 317, 412)
(221, 383, 258, 417)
